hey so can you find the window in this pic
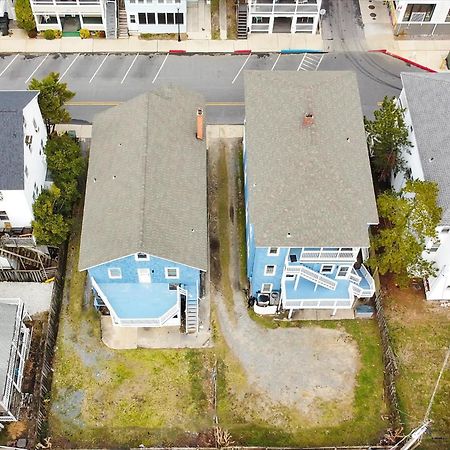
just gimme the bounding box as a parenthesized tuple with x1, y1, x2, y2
(24, 166, 29, 178)
(158, 13, 166, 24)
(33, 118, 39, 132)
(138, 268, 151, 283)
(175, 12, 183, 24)
(147, 12, 155, 23)
(168, 283, 178, 290)
(403, 4, 435, 22)
(320, 264, 334, 274)
(130, 14, 136, 23)
(252, 16, 269, 24)
(0, 211, 9, 221)
(108, 268, 122, 279)
(285, 273, 295, 279)
(267, 247, 279, 256)
(165, 267, 179, 279)
(428, 240, 440, 253)
(138, 12, 146, 24)
(264, 265, 276, 276)
(167, 13, 175, 24)
(297, 16, 314, 24)
(440, 227, 450, 234)
(261, 283, 272, 293)
(129, 0, 135, 3)
(135, 252, 150, 261)
(336, 266, 350, 279)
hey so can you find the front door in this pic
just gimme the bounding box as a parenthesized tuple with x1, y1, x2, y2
(137, 268, 151, 283)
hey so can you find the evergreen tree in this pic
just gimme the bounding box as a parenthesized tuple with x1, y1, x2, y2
(15, 0, 36, 32)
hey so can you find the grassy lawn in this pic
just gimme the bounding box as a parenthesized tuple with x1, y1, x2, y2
(214, 316, 388, 447)
(383, 278, 450, 450)
(210, 0, 220, 39)
(48, 215, 215, 448)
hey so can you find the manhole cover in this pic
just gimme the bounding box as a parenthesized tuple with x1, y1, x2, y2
(370, 12, 377, 17)
(369, 4, 375, 9)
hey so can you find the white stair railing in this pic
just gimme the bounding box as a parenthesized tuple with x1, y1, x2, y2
(297, 265, 337, 291)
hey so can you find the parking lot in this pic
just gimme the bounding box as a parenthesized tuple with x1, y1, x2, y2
(0, 52, 421, 123)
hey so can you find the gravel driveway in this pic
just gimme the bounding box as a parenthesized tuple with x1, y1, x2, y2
(208, 130, 359, 419)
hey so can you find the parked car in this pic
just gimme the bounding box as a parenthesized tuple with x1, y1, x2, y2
(0, 13, 9, 36)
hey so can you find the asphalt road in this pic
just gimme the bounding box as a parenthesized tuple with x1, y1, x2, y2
(0, 51, 422, 124)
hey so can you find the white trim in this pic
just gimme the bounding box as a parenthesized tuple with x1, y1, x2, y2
(108, 267, 122, 279)
(264, 264, 276, 276)
(335, 265, 351, 279)
(137, 268, 151, 283)
(134, 252, 150, 261)
(267, 247, 280, 256)
(261, 283, 272, 293)
(165, 267, 180, 279)
(320, 264, 334, 274)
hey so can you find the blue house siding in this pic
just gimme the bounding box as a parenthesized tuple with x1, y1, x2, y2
(89, 253, 202, 320)
(249, 247, 288, 296)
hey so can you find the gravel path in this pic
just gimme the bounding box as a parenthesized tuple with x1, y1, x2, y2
(208, 133, 359, 417)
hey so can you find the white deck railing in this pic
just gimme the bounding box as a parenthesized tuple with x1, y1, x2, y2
(285, 265, 337, 291)
(31, 0, 101, 4)
(249, 1, 318, 15)
(299, 248, 356, 261)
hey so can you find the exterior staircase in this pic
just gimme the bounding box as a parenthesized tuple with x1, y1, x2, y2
(118, 8, 129, 39)
(237, 4, 248, 39)
(185, 291, 199, 334)
(0, 246, 53, 270)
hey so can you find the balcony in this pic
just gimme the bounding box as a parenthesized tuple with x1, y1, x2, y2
(92, 278, 183, 327)
(349, 265, 375, 298)
(30, 0, 103, 14)
(249, 0, 319, 15)
(288, 247, 357, 264)
(31, 0, 101, 5)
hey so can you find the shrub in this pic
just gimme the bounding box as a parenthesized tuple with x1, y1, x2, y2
(15, 0, 36, 32)
(94, 30, 105, 38)
(27, 29, 38, 38)
(55, 29, 62, 38)
(79, 28, 91, 39)
(43, 29, 56, 40)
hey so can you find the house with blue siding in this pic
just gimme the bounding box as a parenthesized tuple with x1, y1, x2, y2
(79, 88, 207, 336)
(243, 71, 379, 317)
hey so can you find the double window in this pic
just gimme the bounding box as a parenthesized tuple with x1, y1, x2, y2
(336, 266, 350, 279)
(138, 12, 156, 24)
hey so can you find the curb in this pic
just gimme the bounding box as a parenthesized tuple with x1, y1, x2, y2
(369, 49, 437, 73)
(168, 49, 186, 54)
(234, 49, 251, 55)
(280, 49, 327, 54)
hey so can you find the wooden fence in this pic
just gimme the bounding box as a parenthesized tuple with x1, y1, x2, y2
(373, 269, 403, 429)
(0, 267, 57, 282)
(31, 243, 68, 446)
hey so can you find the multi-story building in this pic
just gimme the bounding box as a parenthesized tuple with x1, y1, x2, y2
(387, 0, 450, 36)
(0, 298, 31, 424)
(0, 91, 47, 232)
(392, 72, 450, 301)
(29, 0, 116, 37)
(243, 71, 378, 318)
(79, 88, 207, 342)
(29, 0, 189, 37)
(244, 0, 322, 35)
(0, 0, 16, 20)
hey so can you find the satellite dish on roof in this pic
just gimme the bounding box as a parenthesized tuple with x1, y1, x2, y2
(320, 8, 326, 15)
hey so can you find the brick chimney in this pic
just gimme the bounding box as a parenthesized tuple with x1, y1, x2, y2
(196, 108, 204, 140)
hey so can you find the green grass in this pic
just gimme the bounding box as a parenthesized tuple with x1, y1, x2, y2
(384, 291, 450, 449)
(215, 318, 388, 446)
(235, 146, 247, 289)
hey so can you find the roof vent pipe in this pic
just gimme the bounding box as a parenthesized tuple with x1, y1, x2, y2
(196, 108, 204, 140)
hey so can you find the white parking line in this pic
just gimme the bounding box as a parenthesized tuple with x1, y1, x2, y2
(296, 53, 307, 71)
(25, 54, 49, 84)
(152, 53, 169, 84)
(121, 53, 139, 84)
(271, 53, 281, 71)
(60, 53, 80, 80)
(0, 54, 19, 78)
(232, 53, 252, 84)
(315, 54, 324, 71)
(89, 53, 109, 84)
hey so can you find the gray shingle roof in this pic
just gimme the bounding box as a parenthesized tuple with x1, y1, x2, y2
(0, 302, 18, 401)
(244, 71, 378, 248)
(401, 72, 450, 224)
(79, 88, 208, 271)
(0, 91, 39, 190)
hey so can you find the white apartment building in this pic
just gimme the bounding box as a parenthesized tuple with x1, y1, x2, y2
(388, 0, 450, 36)
(0, 91, 47, 232)
(246, 0, 322, 34)
(392, 73, 450, 301)
(30, 0, 116, 37)
(0, 0, 16, 20)
(125, 0, 186, 34)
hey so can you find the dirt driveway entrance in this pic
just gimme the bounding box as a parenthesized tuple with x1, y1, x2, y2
(207, 126, 360, 422)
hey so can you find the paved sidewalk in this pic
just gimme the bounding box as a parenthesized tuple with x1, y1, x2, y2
(219, 0, 227, 40)
(0, 28, 324, 53)
(359, 0, 449, 71)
